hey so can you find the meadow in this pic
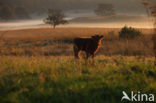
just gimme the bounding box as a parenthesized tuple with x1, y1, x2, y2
(0, 28, 155, 103)
(0, 28, 154, 56)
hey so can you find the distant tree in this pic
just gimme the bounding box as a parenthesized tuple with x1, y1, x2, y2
(14, 6, 30, 19)
(95, 3, 115, 16)
(0, 5, 14, 20)
(44, 9, 68, 28)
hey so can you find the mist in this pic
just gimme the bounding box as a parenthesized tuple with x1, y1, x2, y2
(0, 0, 155, 30)
(1, 0, 155, 15)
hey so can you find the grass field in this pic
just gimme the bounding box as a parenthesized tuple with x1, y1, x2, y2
(0, 56, 155, 103)
(0, 28, 154, 56)
(0, 28, 155, 103)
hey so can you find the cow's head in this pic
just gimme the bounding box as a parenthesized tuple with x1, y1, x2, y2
(91, 35, 103, 41)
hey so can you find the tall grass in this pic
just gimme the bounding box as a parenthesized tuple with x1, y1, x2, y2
(142, 0, 156, 65)
(151, 6, 156, 65)
(0, 56, 155, 103)
(0, 28, 155, 102)
(0, 28, 154, 56)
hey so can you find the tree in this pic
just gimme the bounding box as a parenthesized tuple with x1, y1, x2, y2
(0, 5, 14, 20)
(151, 6, 156, 65)
(14, 6, 30, 19)
(142, 0, 151, 16)
(94, 3, 115, 16)
(44, 9, 68, 28)
(142, 0, 156, 65)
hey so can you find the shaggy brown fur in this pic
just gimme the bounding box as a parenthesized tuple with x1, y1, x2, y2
(73, 35, 103, 59)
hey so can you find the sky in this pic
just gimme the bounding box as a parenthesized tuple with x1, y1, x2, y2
(0, 0, 155, 16)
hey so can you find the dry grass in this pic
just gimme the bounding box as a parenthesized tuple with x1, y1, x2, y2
(0, 27, 154, 57)
(0, 27, 153, 39)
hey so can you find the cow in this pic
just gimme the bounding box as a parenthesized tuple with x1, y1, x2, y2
(73, 35, 103, 59)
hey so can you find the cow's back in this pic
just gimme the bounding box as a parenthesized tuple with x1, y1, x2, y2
(73, 38, 92, 50)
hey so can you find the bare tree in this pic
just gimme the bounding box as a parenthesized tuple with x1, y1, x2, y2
(142, 0, 151, 17)
(44, 9, 68, 28)
(142, 0, 156, 65)
(94, 3, 115, 16)
(151, 6, 156, 65)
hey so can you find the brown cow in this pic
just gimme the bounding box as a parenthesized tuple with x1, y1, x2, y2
(73, 35, 103, 59)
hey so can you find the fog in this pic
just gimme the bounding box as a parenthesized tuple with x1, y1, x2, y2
(0, 21, 153, 31)
(1, 0, 156, 15)
(0, 0, 155, 30)
(0, 15, 154, 31)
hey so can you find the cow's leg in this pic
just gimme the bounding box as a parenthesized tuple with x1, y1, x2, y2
(90, 53, 96, 65)
(86, 52, 91, 60)
(91, 53, 95, 59)
(74, 45, 80, 59)
(91, 51, 97, 59)
(77, 50, 81, 59)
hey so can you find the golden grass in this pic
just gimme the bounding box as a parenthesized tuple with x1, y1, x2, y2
(0, 27, 154, 56)
(0, 28, 155, 102)
(0, 27, 153, 39)
(0, 55, 155, 103)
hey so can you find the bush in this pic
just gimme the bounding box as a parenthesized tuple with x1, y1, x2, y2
(119, 26, 143, 39)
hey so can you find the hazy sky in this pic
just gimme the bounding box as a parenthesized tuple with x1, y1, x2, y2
(49, 0, 156, 14)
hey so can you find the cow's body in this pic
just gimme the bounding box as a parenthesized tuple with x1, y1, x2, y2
(73, 35, 103, 59)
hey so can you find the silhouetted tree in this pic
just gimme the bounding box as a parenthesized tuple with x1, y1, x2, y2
(142, 0, 156, 65)
(14, 6, 30, 19)
(95, 3, 115, 16)
(142, 0, 151, 16)
(44, 9, 68, 28)
(151, 5, 156, 65)
(0, 5, 14, 20)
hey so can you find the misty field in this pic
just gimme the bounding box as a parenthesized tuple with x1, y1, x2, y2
(0, 28, 156, 103)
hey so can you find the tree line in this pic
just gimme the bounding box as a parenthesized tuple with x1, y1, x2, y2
(0, 5, 30, 21)
(1, 0, 154, 15)
(0, 2, 116, 21)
